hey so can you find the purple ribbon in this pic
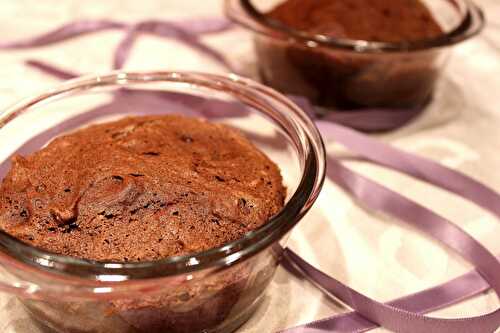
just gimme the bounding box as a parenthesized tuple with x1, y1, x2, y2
(1, 18, 499, 332)
(112, 19, 235, 70)
(0, 18, 421, 132)
(282, 119, 500, 332)
(1, 19, 234, 71)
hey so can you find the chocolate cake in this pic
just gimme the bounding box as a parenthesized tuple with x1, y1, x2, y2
(0, 115, 286, 333)
(267, 0, 443, 42)
(0, 115, 285, 261)
(254, 0, 446, 110)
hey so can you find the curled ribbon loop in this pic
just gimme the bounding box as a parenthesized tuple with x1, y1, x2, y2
(113, 19, 235, 70)
(0, 19, 234, 71)
(2, 18, 420, 131)
(0, 17, 499, 333)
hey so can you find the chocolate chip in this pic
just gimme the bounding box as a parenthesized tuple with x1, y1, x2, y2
(142, 152, 160, 156)
(20, 209, 29, 218)
(129, 173, 145, 177)
(215, 175, 225, 182)
(180, 135, 193, 143)
(63, 218, 79, 233)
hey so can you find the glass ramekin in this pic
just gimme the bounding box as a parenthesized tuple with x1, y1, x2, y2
(226, 0, 485, 109)
(0, 71, 325, 333)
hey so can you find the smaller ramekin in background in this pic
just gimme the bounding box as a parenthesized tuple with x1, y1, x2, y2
(226, 0, 485, 110)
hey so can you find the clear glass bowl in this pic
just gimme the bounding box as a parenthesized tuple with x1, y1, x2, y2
(226, 0, 485, 109)
(0, 71, 325, 333)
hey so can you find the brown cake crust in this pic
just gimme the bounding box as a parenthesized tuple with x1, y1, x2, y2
(268, 0, 443, 42)
(0, 115, 285, 262)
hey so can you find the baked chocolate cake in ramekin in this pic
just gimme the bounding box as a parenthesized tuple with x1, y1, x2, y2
(0, 71, 325, 333)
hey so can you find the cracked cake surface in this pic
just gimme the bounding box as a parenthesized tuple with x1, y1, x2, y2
(0, 115, 286, 262)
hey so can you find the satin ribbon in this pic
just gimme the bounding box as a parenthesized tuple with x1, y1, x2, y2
(2, 18, 419, 132)
(282, 119, 500, 333)
(1, 18, 499, 332)
(0, 19, 234, 71)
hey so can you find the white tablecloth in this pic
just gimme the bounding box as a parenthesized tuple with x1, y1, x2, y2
(0, 1, 499, 332)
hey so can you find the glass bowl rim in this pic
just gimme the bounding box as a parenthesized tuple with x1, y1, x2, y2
(0, 70, 326, 281)
(226, 0, 485, 53)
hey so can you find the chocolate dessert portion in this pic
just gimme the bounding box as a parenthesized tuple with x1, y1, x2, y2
(255, 0, 445, 110)
(0, 115, 285, 262)
(0, 115, 286, 333)
(267, 0, 443, 42)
